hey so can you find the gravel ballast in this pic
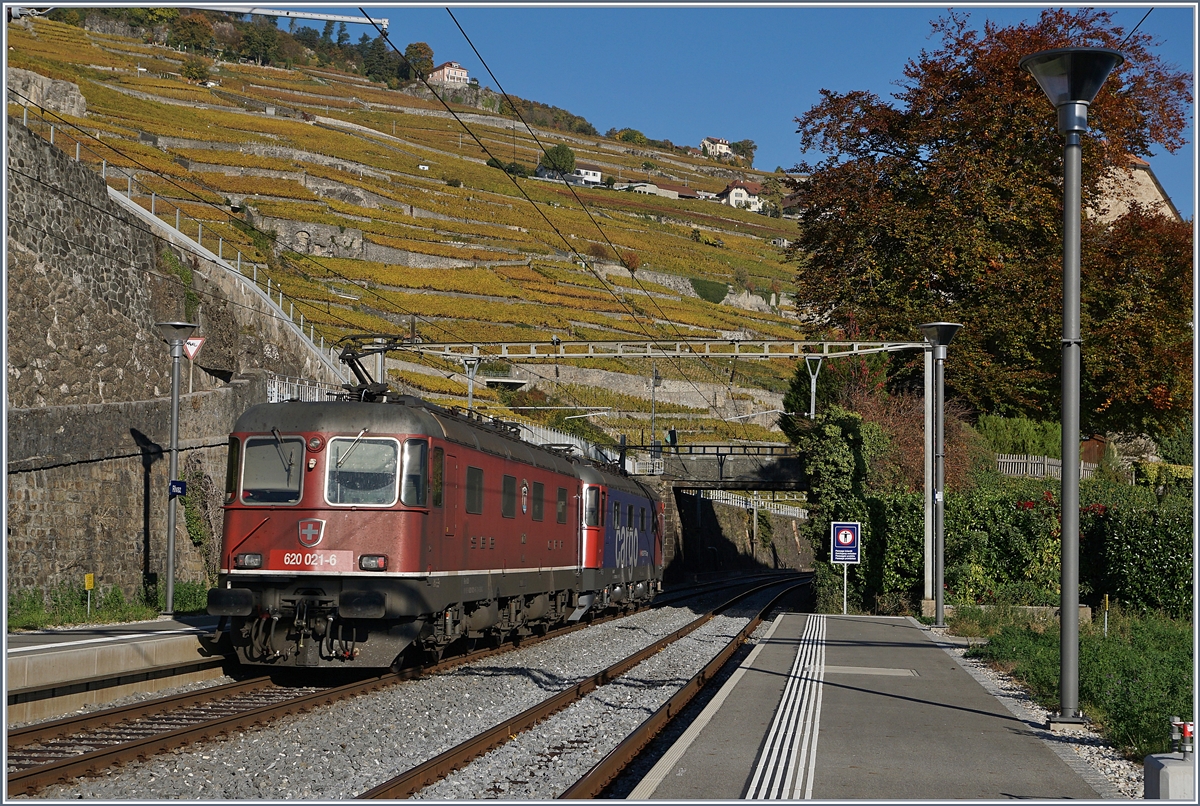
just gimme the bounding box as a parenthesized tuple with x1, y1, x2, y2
(17, 603, 1147, 800)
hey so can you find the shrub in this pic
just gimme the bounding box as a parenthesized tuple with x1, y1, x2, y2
(975, 413, 1062, 458)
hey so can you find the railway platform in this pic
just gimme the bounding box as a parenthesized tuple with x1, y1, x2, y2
(632, 613, 1115, 800)
(6, 615, 229, 725)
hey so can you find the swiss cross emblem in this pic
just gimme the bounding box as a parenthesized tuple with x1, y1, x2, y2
(298, 519, 325, 548)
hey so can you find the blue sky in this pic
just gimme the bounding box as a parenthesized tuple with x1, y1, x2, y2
(269, 3, 1194, 219)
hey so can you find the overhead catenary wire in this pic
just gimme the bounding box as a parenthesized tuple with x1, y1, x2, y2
(7, 92, 584, 407)
(10, 95, 604, 422)
(441, 7, 758, 431)
(359, 8, 759, 435)
(11, 41, 771, 442)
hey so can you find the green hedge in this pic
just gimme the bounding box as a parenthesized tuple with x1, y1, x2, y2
(839, 477, 1192, 616)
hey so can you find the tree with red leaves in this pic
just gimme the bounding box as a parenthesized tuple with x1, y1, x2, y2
(784, 9, 1191, 436)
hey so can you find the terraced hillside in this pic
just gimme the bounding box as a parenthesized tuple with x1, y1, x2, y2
(8, 16, 810, 445)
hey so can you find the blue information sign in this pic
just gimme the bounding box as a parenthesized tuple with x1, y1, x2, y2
(831, 521, 861, 565)
(169, 479, 187, 497)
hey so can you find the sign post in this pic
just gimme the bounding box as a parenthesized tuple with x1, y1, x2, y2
(85, 573, 94, 617)
(831, 522, 861, 615)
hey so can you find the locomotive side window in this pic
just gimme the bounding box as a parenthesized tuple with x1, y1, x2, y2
(466, 466, 484, 514)
(628, 504, 635, 529)
(640, 507, 646, 531)
(600, 492, 607, 526)
(613, 500, 622, 527)
(401, 439, 428, 507)
(584, 487, 599, 527)
(531, 482, 544, 521)
(326, 437, 399, 506)
(241, 435, 304, 505)
(431, 448, 444, 508)
(224, 437, 240, 504)
(502, 475, 517, 518)
(557, 487, 568, 524)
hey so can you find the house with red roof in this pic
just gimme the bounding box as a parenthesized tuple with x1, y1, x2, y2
(428, 61, 469, 86)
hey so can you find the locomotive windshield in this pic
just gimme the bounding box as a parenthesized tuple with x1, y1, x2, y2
(326, 437, 399, 506)
(241, 435, 304, 504)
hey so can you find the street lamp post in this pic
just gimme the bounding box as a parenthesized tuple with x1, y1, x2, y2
(1021, 47, 1123, 728)
(918, 322, 961, 630)
(155, 321, 197, 616)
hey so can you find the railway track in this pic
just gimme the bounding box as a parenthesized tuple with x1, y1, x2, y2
(8, 574, 791, 797)
(358, 576, 809, 799)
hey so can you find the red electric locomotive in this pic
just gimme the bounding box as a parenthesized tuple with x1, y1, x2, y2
(208, 393, 663, 669)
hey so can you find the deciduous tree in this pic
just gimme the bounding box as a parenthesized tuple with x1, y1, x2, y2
(540, 144, 576, 175)
(783, 9, 1191, 436)
(403, 42, 434, 79)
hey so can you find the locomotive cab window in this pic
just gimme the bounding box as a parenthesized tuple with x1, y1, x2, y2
(241, 435, 304, 505)
(224, 437, 240, 504)
(531, 482, 544, 522)
(400, 439, 428, 507)
(614, 500, 622, 527)
(325, 437, 399, 506)
(584, 487, 599, 527)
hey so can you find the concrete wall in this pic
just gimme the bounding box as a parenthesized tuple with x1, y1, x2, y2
(5, 116, 339, 603)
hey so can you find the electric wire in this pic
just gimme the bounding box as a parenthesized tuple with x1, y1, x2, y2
(11, 38, 771, 443)
(7, 92, 586, 409)
(442, 6, 757, 430)
(359, 8, 758, 434)
(1118, 8, 1153, 47)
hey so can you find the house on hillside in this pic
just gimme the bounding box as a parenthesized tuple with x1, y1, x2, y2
(572, 163, 602, 185)
(428, 61, 469, 86)
(701, 136, 732, 158)
(535, 162, 601, 186)
(716, 180, 763, 212)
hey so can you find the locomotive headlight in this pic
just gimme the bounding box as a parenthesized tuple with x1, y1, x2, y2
(359, 554, 388, 571)
(234, 553, 263, 569)
(307, 436, 324, 452)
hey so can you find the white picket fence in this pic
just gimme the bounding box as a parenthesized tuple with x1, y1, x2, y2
(700, 489, 808, 519)
(996, 453, 1097, 481)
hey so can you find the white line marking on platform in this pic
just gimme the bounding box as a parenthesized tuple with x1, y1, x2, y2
(7, 628, 209, 654)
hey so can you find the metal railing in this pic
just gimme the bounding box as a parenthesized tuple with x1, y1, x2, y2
(266, 373, 343, 403)
(700, 489, 808, 519)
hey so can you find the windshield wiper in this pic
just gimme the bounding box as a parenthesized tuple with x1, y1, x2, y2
(337, 428, 369, 468)
(271, 428, 294, 480)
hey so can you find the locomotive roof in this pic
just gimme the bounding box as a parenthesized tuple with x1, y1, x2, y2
(234, 400, 580, 477)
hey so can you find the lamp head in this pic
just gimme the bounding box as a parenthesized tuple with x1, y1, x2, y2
(918, 322, 962, 347)
(155, 321, 197, 343)
(1020, 47, 1124, 133)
